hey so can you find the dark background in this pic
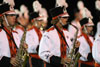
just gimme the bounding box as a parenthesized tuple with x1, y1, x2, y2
(0, 0, 99, 34)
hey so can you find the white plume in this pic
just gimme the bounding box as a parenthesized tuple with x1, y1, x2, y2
(32, 0, 48, 22)
(15, 9, 22, 17)
(56, 0, 68, 8)
(39, 8, 48, 22)
(20, 4, 29, 14)
(80, 8, 93, 19)
(15, 9, 20, 14)
(95, 0, 100, 11)
(77, 1, 93, 19)
(20, 4, 29, 19)
(3, 0, 15, 6)
(77, 1, 84, 10)
(32, 0, 42, 12)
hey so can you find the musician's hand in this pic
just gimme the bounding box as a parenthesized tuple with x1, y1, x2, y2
(23, 43, 28, 49)
(75, 41, 80, 48)
(61, 57, 72, 65)
(10, 57, 19, 66)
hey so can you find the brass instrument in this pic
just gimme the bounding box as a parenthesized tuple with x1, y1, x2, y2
(66, 24, 81, 67)
(15, 28, 29, 67)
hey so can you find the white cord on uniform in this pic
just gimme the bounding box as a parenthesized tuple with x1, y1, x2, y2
(4, 15, 10, 26)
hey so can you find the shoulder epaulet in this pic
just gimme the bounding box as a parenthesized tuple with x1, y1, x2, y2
(15, 25, 24, 31)
(12, 30, 18, 34)
(46, 27, 55, 32)
(27, 26, 37, 31)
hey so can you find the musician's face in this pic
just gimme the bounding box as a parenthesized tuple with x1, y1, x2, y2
(6, 14, 17, 26)
(60, 17, 69, 25)
(36, 20, 44, 29)
(86, 26, 93, 34)
(75, 12, 82, 21)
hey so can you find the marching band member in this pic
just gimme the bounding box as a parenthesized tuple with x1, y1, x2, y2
(15, 4, 29, 40)
(26, 12, 43, 67)
(95, 0, 100, 39)
(0, 3, 20, 67)
(68, 8, 82, 37)
(39, 6, 80, 67)
(78, 18, 95, 67)
(77, 1, 93, 19)
(93, 0, 100, 64)
(92, 22, 100, 67)
(32, 0, 48, 33)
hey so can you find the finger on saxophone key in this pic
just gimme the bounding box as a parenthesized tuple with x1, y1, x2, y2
(23, 43, 28, 49)
(61, 57, 72, 65)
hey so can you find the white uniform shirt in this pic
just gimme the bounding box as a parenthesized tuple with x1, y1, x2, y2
(26, 28, 40, 53)
(92, 36, 100, 64)
(0, 29, 20, 60)
(39, 26, 73, 63)
(14, 27, 24, 41)
(78, 36, 94, 61)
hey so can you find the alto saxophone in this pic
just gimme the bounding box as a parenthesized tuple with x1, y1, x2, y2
(15, 28, 29, 67)
(65, 24, 81, 67)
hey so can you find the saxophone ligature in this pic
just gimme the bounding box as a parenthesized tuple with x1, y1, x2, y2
(65, 24, 81, 67)
(15, 28, 29, 67)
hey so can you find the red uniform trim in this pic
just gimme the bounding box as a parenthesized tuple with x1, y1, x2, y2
(0, 14, 3, 16)
(95, 62, 100, 67)
(81, 32, 93, 51)
(0, 29, 2, 32)
(3, 27, 17, 57)
(78, 60, 94, 67)
(46, 27, 55, 32)
(63, 28, 68, 31)
(56, 26, 67, 58)
(29, 57, 32, 67)
(80, 26, 93, 51)
(28, 26, 42, 66)
(28, 26, 42, 41)
(15, 25, 24, 32)
(12, 30, 18, 34)
(44, 62, 46, 67)
(29, 54, 40, 59)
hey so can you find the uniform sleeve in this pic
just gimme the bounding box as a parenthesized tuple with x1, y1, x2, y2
(92, 38, 100, 64)
(39, 32, 61, 65)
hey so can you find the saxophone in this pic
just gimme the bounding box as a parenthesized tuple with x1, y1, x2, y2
(15, 28, 29, 67)
(65, 24, 81, 67)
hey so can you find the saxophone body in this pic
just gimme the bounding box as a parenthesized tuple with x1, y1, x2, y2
(66, 24, 81, 67)
(16, 29, 29, 67)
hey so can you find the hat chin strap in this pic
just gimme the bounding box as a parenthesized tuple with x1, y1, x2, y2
(4, 15, 10, 26)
